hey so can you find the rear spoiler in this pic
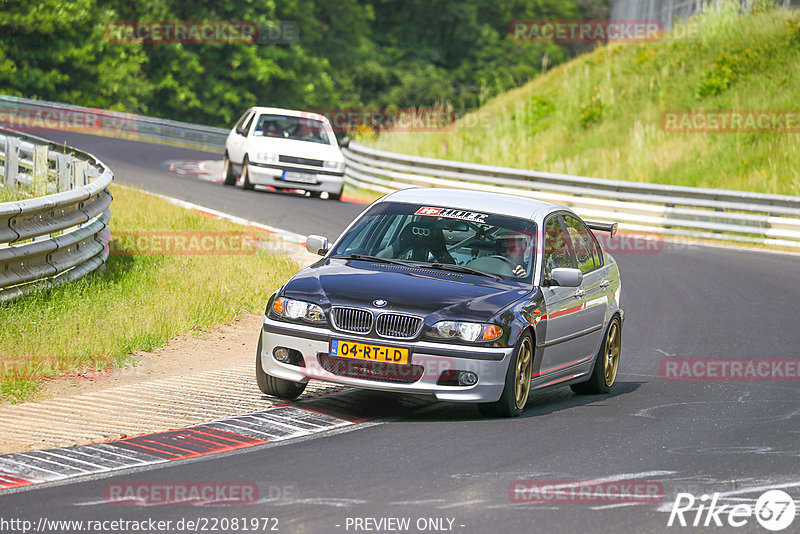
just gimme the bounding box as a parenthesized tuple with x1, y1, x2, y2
(585, 221, 618, 238)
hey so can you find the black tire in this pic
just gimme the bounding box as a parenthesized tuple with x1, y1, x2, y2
(255, 337, 306, 399)
(241, 156, 255, 190)
(329, 191, 342, 201)
(309, 191, 322, 198)
(571, 316, 621, 395)
(222, 154, 237, 186)
(478, 331, 534, 418)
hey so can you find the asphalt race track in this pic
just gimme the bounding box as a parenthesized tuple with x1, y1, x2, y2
(1, 130, 799, 533)
(39, 130, 368, 238)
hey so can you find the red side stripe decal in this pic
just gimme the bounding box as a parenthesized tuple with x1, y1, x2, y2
(532, 355, 593, 378)
(542, 302, 585, 321)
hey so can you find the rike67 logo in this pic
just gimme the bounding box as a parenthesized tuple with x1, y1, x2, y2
(668, 490, 796, 531)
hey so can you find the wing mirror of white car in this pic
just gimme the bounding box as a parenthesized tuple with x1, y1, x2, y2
(547, 268, 583, 287)
(306, 235, 329, 256)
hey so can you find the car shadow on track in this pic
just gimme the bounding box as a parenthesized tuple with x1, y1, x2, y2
(396, 381, 643, 423)
(274, 381, 643, 424)
(274, 387, 437, 421)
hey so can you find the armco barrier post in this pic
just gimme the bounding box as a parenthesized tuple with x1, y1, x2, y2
(32, 144, 48, 189)
(71, 159, 88, 188)
(4, 136, 19, 187)
(56, 153, 72, 192)
(85, 166, 99, 186)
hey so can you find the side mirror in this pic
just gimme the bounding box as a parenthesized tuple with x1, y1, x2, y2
(547, 268, 583, 287)
(306, 235, 329, 256)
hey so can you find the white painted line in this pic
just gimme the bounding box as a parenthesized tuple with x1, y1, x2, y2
(223, 414, 318, 434)
(55, 448, 133, 469)
(16, 452, 95, 473)
(208, 421, 285, 440)
(83, 444, 166, 464)
(258, 411, 331, 429)
(590, 502, 647, 510)
(36, 451, 109, 472)
(0, 458, 64, 479)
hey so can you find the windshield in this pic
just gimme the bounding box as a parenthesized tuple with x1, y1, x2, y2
(253, 114, 335, 145)
(332, 202, 537, 282)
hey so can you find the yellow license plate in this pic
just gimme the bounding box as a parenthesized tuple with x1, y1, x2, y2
(330, 339, 409, 365)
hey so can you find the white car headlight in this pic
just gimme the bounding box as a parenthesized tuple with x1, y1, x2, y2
(271, 297, 326, 324)
(256, 152, 279, 163)
(323, 160, 344, 172)
(431, 321, 502, 342)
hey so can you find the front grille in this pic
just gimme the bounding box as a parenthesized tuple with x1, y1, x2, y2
(318, 354, 424, 384)
(331, 307, 373, 334)
(279, 155, 324, 167)
(376, 313, 423, 339)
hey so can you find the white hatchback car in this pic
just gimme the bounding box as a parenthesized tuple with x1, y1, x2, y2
(224, 107, 345, 200)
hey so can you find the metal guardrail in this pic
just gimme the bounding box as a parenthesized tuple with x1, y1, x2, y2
(5, 95, 800, 250)
(0, 128, 113, 303)
(342, 142, 800, 249)
(0, 95, 228, 152)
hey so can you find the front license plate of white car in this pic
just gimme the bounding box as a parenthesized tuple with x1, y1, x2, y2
(330, 339, 409, 365)
(282, 171, 318, 184)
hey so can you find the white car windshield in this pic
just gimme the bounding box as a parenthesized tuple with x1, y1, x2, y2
(253, 114, 335, 145)
(332, 202, 537, 281)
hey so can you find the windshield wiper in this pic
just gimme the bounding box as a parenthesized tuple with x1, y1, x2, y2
(337, 253, 419, 268)
(428, 262, 502, 280)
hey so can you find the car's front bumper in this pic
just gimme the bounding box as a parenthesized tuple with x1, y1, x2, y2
(260, 316, 514, 402)
(247, 163, 344, 194)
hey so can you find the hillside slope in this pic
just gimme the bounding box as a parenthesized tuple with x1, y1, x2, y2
(371, 5, 800, 196)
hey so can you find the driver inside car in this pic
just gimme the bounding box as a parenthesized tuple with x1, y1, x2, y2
(496, 230, 533, 278)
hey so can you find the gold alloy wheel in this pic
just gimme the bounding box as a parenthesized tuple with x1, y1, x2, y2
(514, 336, 533, 410)
(603, 321, 621, 387)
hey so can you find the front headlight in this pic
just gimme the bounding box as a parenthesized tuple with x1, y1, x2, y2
(430, 321, 503, 342)
(256, 152, 279, 163)
(271, 297, 326, 324)
(323, 160, 344, 172)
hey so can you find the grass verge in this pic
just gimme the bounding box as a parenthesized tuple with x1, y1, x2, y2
(0, 184, 298, 403)
(342, 183, 383, 204)
(369, 3, 800, 196)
